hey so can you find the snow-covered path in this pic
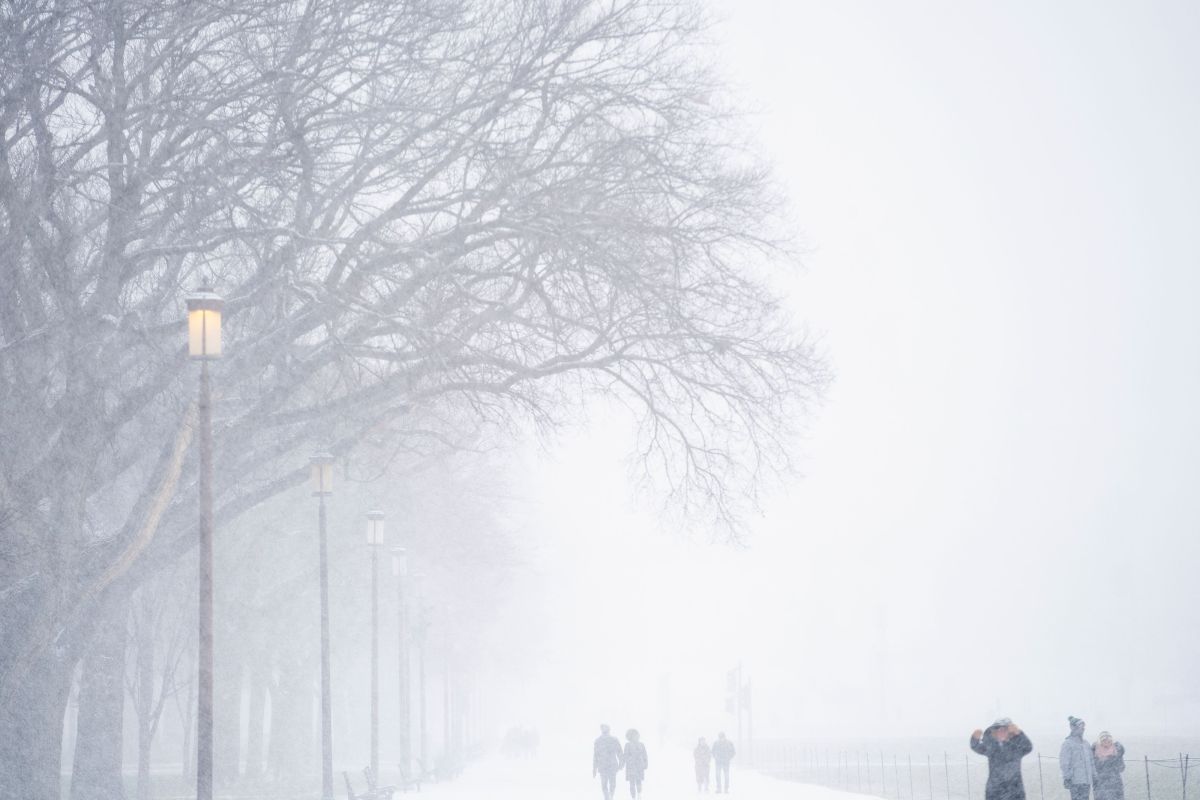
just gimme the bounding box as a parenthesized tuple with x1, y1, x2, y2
(414, 748, 880, 800)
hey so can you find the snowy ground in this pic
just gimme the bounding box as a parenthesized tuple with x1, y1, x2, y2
(413, 747, 880, 800)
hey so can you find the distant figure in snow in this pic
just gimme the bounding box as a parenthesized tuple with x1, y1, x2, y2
(594, 724, 625, 800)
(624, 729, 649, 798)
(1092, 731, 1126, 800)
(712, 731, 736, 793)
(1060, 716, 1096, 800)
(694, 737, 712, 792)
(970, 718, 1033, 800)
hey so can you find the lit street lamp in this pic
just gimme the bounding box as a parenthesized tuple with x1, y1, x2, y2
(366, 510, 385, 784)
(391, 546, 411, 776)
(186, 287, 221, 800)
(311, 453, 336, 800)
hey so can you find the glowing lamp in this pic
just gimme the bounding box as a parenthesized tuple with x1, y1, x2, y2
(186, 288, 223, 359)
(310, 453, 334, 496)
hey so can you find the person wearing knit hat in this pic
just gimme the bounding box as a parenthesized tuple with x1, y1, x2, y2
(1060, 716, 1096, 800)
(1093, 731, 1127, 800)
(970, 719, 1033, 800)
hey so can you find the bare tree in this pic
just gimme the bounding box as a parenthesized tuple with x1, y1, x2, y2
(124, 568, 193, 800)
(0, 0, 826, 796)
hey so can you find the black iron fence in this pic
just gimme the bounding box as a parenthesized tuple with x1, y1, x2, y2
(754, 741, 1195, 800)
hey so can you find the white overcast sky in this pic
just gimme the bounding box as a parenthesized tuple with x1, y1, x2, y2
(489, 0, 1200, 742)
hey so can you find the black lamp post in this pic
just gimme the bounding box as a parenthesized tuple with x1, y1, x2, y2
(186, 288, 221, 800)
(311, 453, 336, 800)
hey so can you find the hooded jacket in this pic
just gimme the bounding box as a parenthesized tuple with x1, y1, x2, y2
(970, 727, 1033, 800)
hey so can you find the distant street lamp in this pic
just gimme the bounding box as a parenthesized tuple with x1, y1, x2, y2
(442, 604, 453, 763)
(366, 510, 385, 784)
(311, 453, 336, 800)
(413, 572, 429, 774)
(391, 547, 411, 776)
(186, 288, 221, 800)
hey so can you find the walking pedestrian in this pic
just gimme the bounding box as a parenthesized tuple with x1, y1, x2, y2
(712, 731, 736, 794)
(1060, 716, 1096, 800)
(694, 737, 712, 792)
(1093, 731, 1126, 800)
(594, 724, 625, 800)
(624, 729, 649, 799)
(969, 718, 1034, 800)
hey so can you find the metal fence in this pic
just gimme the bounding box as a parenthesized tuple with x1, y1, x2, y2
(754, 742, 1195, 800)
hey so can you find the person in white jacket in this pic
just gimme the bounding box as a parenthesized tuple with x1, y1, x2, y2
(1060, 716, 1097, 800)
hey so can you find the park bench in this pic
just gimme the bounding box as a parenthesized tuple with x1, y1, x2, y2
(413, 758, 439, 783)
(431, 755, 464, 782)
(395, 764, 422, 793)
(343, 766, 396, 800)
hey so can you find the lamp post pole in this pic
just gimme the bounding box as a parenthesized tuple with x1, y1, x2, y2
(392, 548, 411, 777)
(442, 612, 452, 763)
(312, 454, 336, 800)
(319, 492, 333, 800)
(371, 541, 379, 782)
(413, 575, 429, 775)
(197, 358, 214, 800)
(366, 511, 384, 784)
(186, 288, 222, 800)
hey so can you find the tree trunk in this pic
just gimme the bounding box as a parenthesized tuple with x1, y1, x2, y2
(242, 658, 267, 786)
(179, 666, 195, 783)
(266, 655, 314, 792)
(71, 608, 128, 800)
(0, 648, 75, 800)
(135, 733, 151, 800)
(135, 606, 154, 800)
(213, 651, 242, 789)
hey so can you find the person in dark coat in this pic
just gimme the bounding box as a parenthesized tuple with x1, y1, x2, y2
(1093, 731, 1126, 800)
(970, 718, 1034, 800)
(711, 732, 736, 794)
(594, 724, 625, 800)
(694, 737, 712, 792)
(623, 729, 649, 798)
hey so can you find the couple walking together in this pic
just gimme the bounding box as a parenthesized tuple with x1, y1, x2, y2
(594, 724, 649, 800)
(693, 732, 736, 793)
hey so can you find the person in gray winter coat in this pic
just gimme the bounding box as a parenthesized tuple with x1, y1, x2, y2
(1060, 716, 1096, 800)
(712, 732, 736, 794)
(970, 718, 1033, 800)
(594, 724, 625, 800)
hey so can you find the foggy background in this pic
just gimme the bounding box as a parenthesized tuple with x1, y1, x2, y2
(486, 0, 1200, 744)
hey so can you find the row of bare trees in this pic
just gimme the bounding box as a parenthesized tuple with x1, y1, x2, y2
(0, 0, 826, 796)
(70, 461, 510, 799)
